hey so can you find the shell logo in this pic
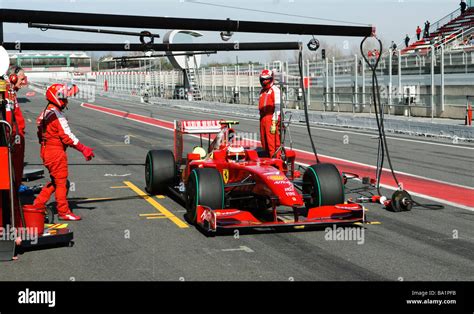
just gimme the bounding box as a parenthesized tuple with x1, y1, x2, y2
(269, 175, 285, 181)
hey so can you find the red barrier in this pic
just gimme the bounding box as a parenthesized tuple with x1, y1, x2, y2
(467, 103, 472, 126)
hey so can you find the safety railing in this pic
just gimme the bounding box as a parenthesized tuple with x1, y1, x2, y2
(429, 7, 462, 36)
(436, 26, 474, 51)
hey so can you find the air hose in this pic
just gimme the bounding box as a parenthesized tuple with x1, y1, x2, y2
(298, 47, 321, 164)
(359, 37, 444, 211)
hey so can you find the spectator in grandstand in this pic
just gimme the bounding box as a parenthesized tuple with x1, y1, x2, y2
(416, 26, 422, 41)
(469, 35, 474, 45)
(369, 49, 380, 64)
(374, 49, 380, 59)
(424, 20, 430, 38)
(367, 49, 373, 63)
(461, 0, 467, 14)
(391, 41, 398, 56)
(405, 34, 411, 47)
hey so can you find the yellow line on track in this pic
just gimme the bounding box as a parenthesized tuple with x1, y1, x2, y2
(68, 197, 119, 202)
(124, 181, 188, 229)
(139, 213, 166, 217)
(354, 221, 382, 226)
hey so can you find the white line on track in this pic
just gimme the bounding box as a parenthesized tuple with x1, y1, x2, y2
(81, 101, 474, 191)
(202, 110, 474, 151)
(294, 160, 474, 212)
(92, 96, 474, 151)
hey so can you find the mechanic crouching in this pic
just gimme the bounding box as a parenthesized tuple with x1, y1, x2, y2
(258, 69, 281, 158)
(33, 84, 95, 221)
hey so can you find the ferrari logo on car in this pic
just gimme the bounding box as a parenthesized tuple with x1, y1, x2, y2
(222, 169, 230, 184)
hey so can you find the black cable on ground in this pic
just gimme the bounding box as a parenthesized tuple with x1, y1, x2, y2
(360, 37, 396, 194)
(412, 200, 444, 210)
(298, 48, 320, 164)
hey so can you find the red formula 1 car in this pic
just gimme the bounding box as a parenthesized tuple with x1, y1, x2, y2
(145, 120, 364, 234)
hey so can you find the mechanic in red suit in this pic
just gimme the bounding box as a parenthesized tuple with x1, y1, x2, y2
(3, 66, 27, 226)
(258, 69, 281, 158)
(33, 84, 95, 221)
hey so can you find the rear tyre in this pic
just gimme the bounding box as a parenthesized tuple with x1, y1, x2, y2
(186, 168, 224, 224)
(145, 150, 176, 194)
(303, 163, 345, 208)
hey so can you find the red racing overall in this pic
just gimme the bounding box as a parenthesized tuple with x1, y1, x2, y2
(259, 70, 281, 158)
(0, 73, 27, 227)
(33, 84, 94, 221)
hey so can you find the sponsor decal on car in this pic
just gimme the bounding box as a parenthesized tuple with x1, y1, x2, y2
(268, 175, 285, 181)
(216, 210, 241, 217)
(200, 209, 213, 222)
(263, 171, 280, 176)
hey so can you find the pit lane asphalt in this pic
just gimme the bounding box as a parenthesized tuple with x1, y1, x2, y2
(2, 89, 473, 281)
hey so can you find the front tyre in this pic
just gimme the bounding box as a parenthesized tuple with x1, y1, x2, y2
(186, 168, 224, 224)
(303, 163, 345, 209)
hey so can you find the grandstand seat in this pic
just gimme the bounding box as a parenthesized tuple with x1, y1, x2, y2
(401, 7, 474, 55)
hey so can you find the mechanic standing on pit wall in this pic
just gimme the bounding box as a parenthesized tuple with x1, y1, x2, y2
(33, 84, 95, 221)
(2, 66, 27, 226)
(259, 69, 281, 158)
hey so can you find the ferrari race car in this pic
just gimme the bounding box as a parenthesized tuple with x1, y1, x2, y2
(145, 120, 364, 233)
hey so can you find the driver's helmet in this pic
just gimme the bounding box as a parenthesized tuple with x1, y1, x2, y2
(192, 146, 207, 159)
(226, 145, 246, 162)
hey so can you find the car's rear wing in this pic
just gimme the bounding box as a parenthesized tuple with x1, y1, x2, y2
(174, 120, 239, 165)
(175, 120, 223, 135)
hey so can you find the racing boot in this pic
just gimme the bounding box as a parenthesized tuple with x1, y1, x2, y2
(58, 212, 82, 221)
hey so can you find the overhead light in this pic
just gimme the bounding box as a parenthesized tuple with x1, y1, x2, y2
(307, 37, 320, 51)
(220, 30, 234, 42)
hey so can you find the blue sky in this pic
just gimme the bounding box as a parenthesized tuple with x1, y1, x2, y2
(1, 0, 457, 62)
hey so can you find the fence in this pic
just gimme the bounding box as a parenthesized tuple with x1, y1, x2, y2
(40, 47, 474, 119)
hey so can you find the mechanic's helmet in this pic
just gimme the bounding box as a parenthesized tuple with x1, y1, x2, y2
(192, 146, 207, 159)
(226, 145, 246, 162)
(259, 69, 274, 89)
(46, 83, 79, 110)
